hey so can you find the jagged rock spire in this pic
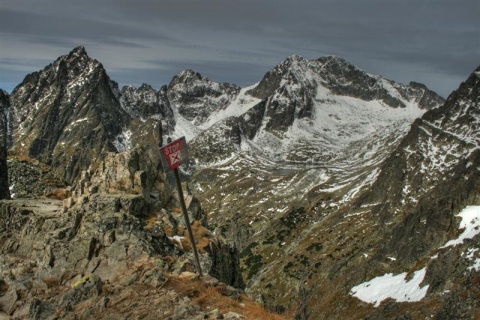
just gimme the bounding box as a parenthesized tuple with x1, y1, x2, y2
(8, 46, 131, 184)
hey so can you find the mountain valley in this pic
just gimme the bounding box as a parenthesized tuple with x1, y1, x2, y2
(1, 47, 479, 319)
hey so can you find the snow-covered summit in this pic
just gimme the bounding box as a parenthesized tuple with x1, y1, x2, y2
(186, 55, 443, 166)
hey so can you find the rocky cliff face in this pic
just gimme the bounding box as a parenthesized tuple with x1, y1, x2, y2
(167, 69, 241, 127)
(119, 84, 175, 134)
(0, 90, 10, 199)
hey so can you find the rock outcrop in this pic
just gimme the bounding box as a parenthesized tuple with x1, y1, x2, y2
(119, 83, 175, 133)
(0, 141, 252, 318)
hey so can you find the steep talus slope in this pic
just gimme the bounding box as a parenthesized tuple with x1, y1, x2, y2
(359, 66, 480, 264)
(241, 66, 480, 318)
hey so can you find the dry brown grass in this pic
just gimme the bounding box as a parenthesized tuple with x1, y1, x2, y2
(163, 218, 212, 254)
(45, 188, 72, 200)
(191, 220, 211, 252)
(143, 212, 159, 231)
(166, 277, 285, 320)
(42, 277, 60, 288)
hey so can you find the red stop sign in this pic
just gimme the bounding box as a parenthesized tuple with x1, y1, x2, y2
(160, 137, 189, 171)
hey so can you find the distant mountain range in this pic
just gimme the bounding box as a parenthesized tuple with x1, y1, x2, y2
(0, 46, 479, 318)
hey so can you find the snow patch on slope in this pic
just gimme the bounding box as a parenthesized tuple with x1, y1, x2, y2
(202, 84, 261, 130)
(172, 110, 203, 142)
(351, 268, 429, 307)
(441, 206, 480, 248)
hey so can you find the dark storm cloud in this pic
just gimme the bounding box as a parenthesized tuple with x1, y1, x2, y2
(0, 7, 179, 47)
(0, 0, 478, 97)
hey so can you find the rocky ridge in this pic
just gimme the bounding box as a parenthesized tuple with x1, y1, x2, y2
(118, 83, 175, 134)
(0, 146, 280, 319)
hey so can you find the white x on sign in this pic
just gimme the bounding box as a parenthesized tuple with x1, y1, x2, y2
(160, 137, 189, 172)
(169, 151, 181, 165)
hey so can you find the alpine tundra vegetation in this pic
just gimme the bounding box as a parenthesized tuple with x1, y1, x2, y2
(0, 47, 479, 319)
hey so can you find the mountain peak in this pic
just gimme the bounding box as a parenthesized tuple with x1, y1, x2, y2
(176, 69, 202, 80)
(474, 65, 480, 76)
(279, 54, 307, 70)
(285, 54, 304, 62)
(68, 46, 89, 59)
(139, 83, 155, 91)
(317, 55, 358, 72)
(46, 46, 99, 79)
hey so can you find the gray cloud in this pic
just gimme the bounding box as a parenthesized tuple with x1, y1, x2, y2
(0, 0, 478, 97)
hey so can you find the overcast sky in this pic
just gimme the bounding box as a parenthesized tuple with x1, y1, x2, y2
(1, 0, 479, 97)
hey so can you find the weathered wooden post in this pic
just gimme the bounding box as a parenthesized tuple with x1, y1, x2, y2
(160, 136, 202, 277)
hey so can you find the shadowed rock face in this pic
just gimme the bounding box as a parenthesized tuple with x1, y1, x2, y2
(0, 90, 10, 200)
(357, 66, 480, 264)
(119, 84, 175, 133)
(0, 144, 8, 200)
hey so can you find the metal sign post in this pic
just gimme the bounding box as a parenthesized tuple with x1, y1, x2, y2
(160, 137, 203, 277)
